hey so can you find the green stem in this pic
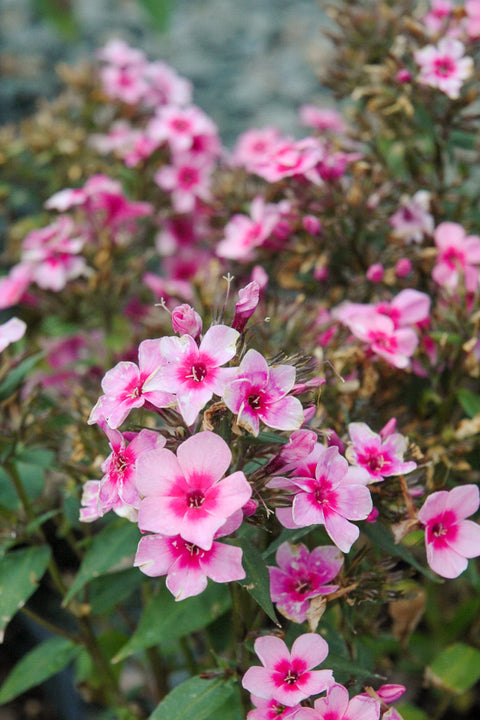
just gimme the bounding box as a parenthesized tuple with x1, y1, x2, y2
(20, 606, 79, 643)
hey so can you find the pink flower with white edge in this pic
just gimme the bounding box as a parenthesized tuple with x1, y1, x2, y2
(0, 317, 27, 352)
(144, 324, 239, 426)
(417, 484, 480, 579)
(242, 633, 333, 707)
(256, 137, 323, 184)
(414, 38, 473, 100)
(136, 431, 251, 551)
(247, 696, 302, 720)
(134, 511, 245, 600)
(154, 153, 213, 214)
(421, 0, 454, 35)
(273, 444, 372, 553)
(295, 683, 380, 720)
(88, 339, 173, 428)
(98, 426, 166, 512)
(216, 197, 287, 261)
(432, 221, 480, 293)
(223, 349, 304, 437)
(171, 304, 202, 339)
(268, 542, 343, 623)
(389, 191, 434, 244)
(232, 281, 260, 333)
(346, 422, 416, 484)
(349, 312, 419, 369)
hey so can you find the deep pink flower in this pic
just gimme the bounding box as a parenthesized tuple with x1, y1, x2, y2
(134, 515, 245, 600)
(268, 542, 343, 622)
(432, 221, 480, 293)
(415, 38, 473, 99)
(366, 263, 384, 283)
(346, 422, 417, 483)
(137, 431, 251, 550)
(247, 695, 302, 720)
(0, 317, 27, 352)
(273, 445, 372, 553)
(295, 683, 380, 720)
(223, 349, 304, 436)
(417, 484, 480, 578)
(232, 281, 260, 333)
(242, 634, 333, 707)
(88, 339, 173, 428)
(395, 258, 412, 278)
(144, 324, 239, 426)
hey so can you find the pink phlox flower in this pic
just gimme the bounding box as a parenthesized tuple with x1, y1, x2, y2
(217, 196, 289, 260)
(136, 431, 252, 550)
(421, 0, 454, 35)
(389, 191, 434, 243)
(347, 312, 419, 369)
(155, 215, 204, 256)
(143, 272, 194, 305)
(223, 349, 304, 436)
(79, 479, 138, 523)
(171, 303, 202, 338)
(147, 105, 219, 157)
(298, 105, 347, 134)
(134, 510, 245, 600)
(254, 136, 324, 184)
(154, 153, 213, 213)
(142, 60, 192, 108)
(231, 126, 283, 173)
(144, 324, 239, 426)
(96, 39, 148, 105)
(89, 120, 137, 156)
(310, 147, 362, 184)
(346, 422, 417, 483)
(247, 695, 302, 720)
(432, 221, 480, 293)
(417, 484, 480, 578)
(358, 684, 406, 706)
(268, 541, 343, 623)
(295, 683, 380, 720)
(21, 216, 89, 292)
(465, 0, 480, 39)
(96, 38, 146, 67)
(273, 444, 373, 553)
(0, 264, 33, 309)
(232, 281, 260, 333)
(162, 247, 212, 282)
(414, 38, 473, 99)
(0, 317, 27, 352)
(98, 426, 166, 512)
(242, 633, 333, 707)
(374, 289, 431, 330)
(88, 338, 173, 428)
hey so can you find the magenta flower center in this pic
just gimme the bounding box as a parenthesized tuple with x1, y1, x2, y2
(434, 56, 455, 77)
(283, 670, 299, 685)
(184, 542, 201, 556)
(187, 362, 207, 382)
(178, 166, 199, 188)
(432, 522, 447, 538)
(248, 392, 263, 410)
(443, 247, 465, 268)
(188, 490, 206, 508)
(115, 453, 127, 472)
(294, 577, 312, 594)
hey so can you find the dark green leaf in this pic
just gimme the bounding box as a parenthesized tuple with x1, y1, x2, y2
(235, 537, 278, 625)
(88, 567, 144, 614)
(113, 582, 230, 662)
(148, 676, 236, 720)
(0, 545, 51, 640)
(63, 519, 140, 604)
(262, 527, 313, 560)
(0, 353, 43, 401)
(427, 643, 480, 694)
(0, 636, 80, 703)
(457, 388, 480, 418)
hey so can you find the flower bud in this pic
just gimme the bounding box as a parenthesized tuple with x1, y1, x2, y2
(232, 281, 260, 332)
(171, 303, 202, 339)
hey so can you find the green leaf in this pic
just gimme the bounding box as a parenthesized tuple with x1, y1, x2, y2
(136, 0, 173, 32)
(0, 545, 51, 641)
(396, 702, 429, 720)
(31, 0, 78, 39)
(0, 636, 80, 703)
(457, 388, 480, 418)
(262, 527, 313, 560)
(235, 537, 278, 625)
(362, 521, 441, 582)
(63, 519, 140, 605)
(88, 567, 144, 615)
(0, 353, 43, 401)
(148, 676, 236, 720)
(113, 582, 230, 662)
(427, 642, 480, 694)
(327, 652, 383, 684)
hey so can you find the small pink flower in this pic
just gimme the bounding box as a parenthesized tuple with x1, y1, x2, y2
(137, 431, 251, 550)
(389, 191, 434, 244)
(348, 313, 419, 369)
(242, 633, 333, 707)
(143, 60, 192, 107)
(223, 349, 304, 436)
(154, 153, 212, 213)
(0, 264, 33, 309)
(432, 221, 480, 293)
(417, 484, 480, 578)
(415, 38, 473, 100)
(421, 0, 454, 35)
(395, 258, 412, 278)
(88, 339, 173, 428)
(147, 105, 219, 157)
(217, 197, 288, 261)
(346, 422, 416, 483)
(232, 281, 260, 333)
(298, 106, 347, 134)
(366, 263, 384, 283)
(171, 304, 202, 339)
(144, 324, 239, 426)
(134, 518, 245, 601)
(295, 683, 380, 720)
(0, 317, 27, 352)
(231, 127, 282, 173)
(302, 215, 322, 236)
(396, 69, 412, 84)
(247, 696, 302, 720)
(268, 542, 343, 623)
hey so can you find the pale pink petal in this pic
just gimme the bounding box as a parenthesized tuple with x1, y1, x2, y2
(237, 403, 261, 436)
(177, 385, 213, 425)
(129, 428, 166, 456)
(324, 510, 360, 553)
(335, 485, 372, 521)
(239, 349, 269, 385)
(346, 695, 381, 720)
(136, 448, 182, 496)
(291, 633, 329, 669)
(138, 496, 180, 534)
(166, 556, 208, 600)
(295, 669, 334, 700)
(200, 542, 245, 582)
(391, 289, 431, 326)
(102, 362, 139, 394)
(320, 683, 349, 717)
(199, 324, 239, 365)
(134, 534, 175, 576)
(426, 541, 467, 579)
(418, 491, 449, 525)
(138, 338, 165, 377)
(268, 364, 297, 395)
(176, 431, 232, 483)
(207, 470, 252, 519)
(348, 422, 379, 446)
(446, 484, 479, 519)
(261, 395, 305, 431)
(293, 492, 324, 527)
(242, 666, 277, 700)
(448, 520, 480, 558)
(254, 635, 289, 668)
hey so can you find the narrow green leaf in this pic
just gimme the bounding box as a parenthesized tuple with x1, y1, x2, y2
(362, 521, 441, 582)
(0, 545, 51, 641)
(148, 676, 236, 720)
(113, 582, 230, 662)
(0, 636, 80, 703)
(457, 388, 480, 418)
(88, 567, 144, 614)
(0, 353, 43, 401)
(235, 537, 278, 625)
(63, 519, 139, 604)
(427, 643, 480, 694)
